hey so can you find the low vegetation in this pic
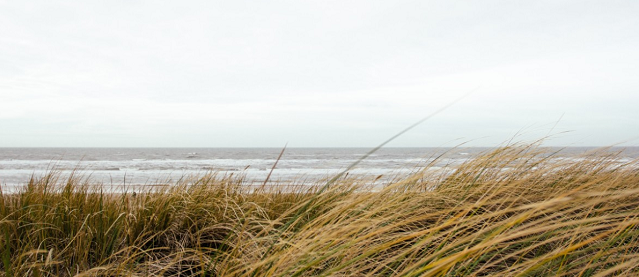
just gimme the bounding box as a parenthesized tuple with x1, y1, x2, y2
(1, 143, 639, 276)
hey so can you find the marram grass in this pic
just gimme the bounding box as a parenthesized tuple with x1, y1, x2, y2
(1, 144, 639, 276)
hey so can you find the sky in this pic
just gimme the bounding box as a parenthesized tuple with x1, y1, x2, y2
(1, 1, 638, 148)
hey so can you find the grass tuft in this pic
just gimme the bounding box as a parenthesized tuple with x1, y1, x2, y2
(1, 143, 639, 276)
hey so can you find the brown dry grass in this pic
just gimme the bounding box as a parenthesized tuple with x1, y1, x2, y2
(1, 143, 639, 276)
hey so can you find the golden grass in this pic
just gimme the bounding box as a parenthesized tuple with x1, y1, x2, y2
(1, 143, 639, 276)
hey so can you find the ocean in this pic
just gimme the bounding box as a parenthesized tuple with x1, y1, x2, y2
(1, 147, 637, 190)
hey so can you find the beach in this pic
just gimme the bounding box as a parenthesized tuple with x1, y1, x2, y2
(2, 144, 639, 276)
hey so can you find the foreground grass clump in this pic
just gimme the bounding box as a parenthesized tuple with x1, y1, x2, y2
(1, 144, 639, 276)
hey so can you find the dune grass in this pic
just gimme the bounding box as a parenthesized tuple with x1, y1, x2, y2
(1, 143, 639, 276)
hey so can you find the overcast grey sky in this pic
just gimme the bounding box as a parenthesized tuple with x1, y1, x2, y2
(1, 1, 638, 147)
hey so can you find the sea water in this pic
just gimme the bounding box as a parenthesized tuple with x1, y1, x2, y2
(1, 147, 637, 191)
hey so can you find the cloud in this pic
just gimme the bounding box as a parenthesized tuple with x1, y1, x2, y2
(1, 1, 638, 146)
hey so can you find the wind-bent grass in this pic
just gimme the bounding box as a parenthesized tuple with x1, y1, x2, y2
(1, 143, 639, 276)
